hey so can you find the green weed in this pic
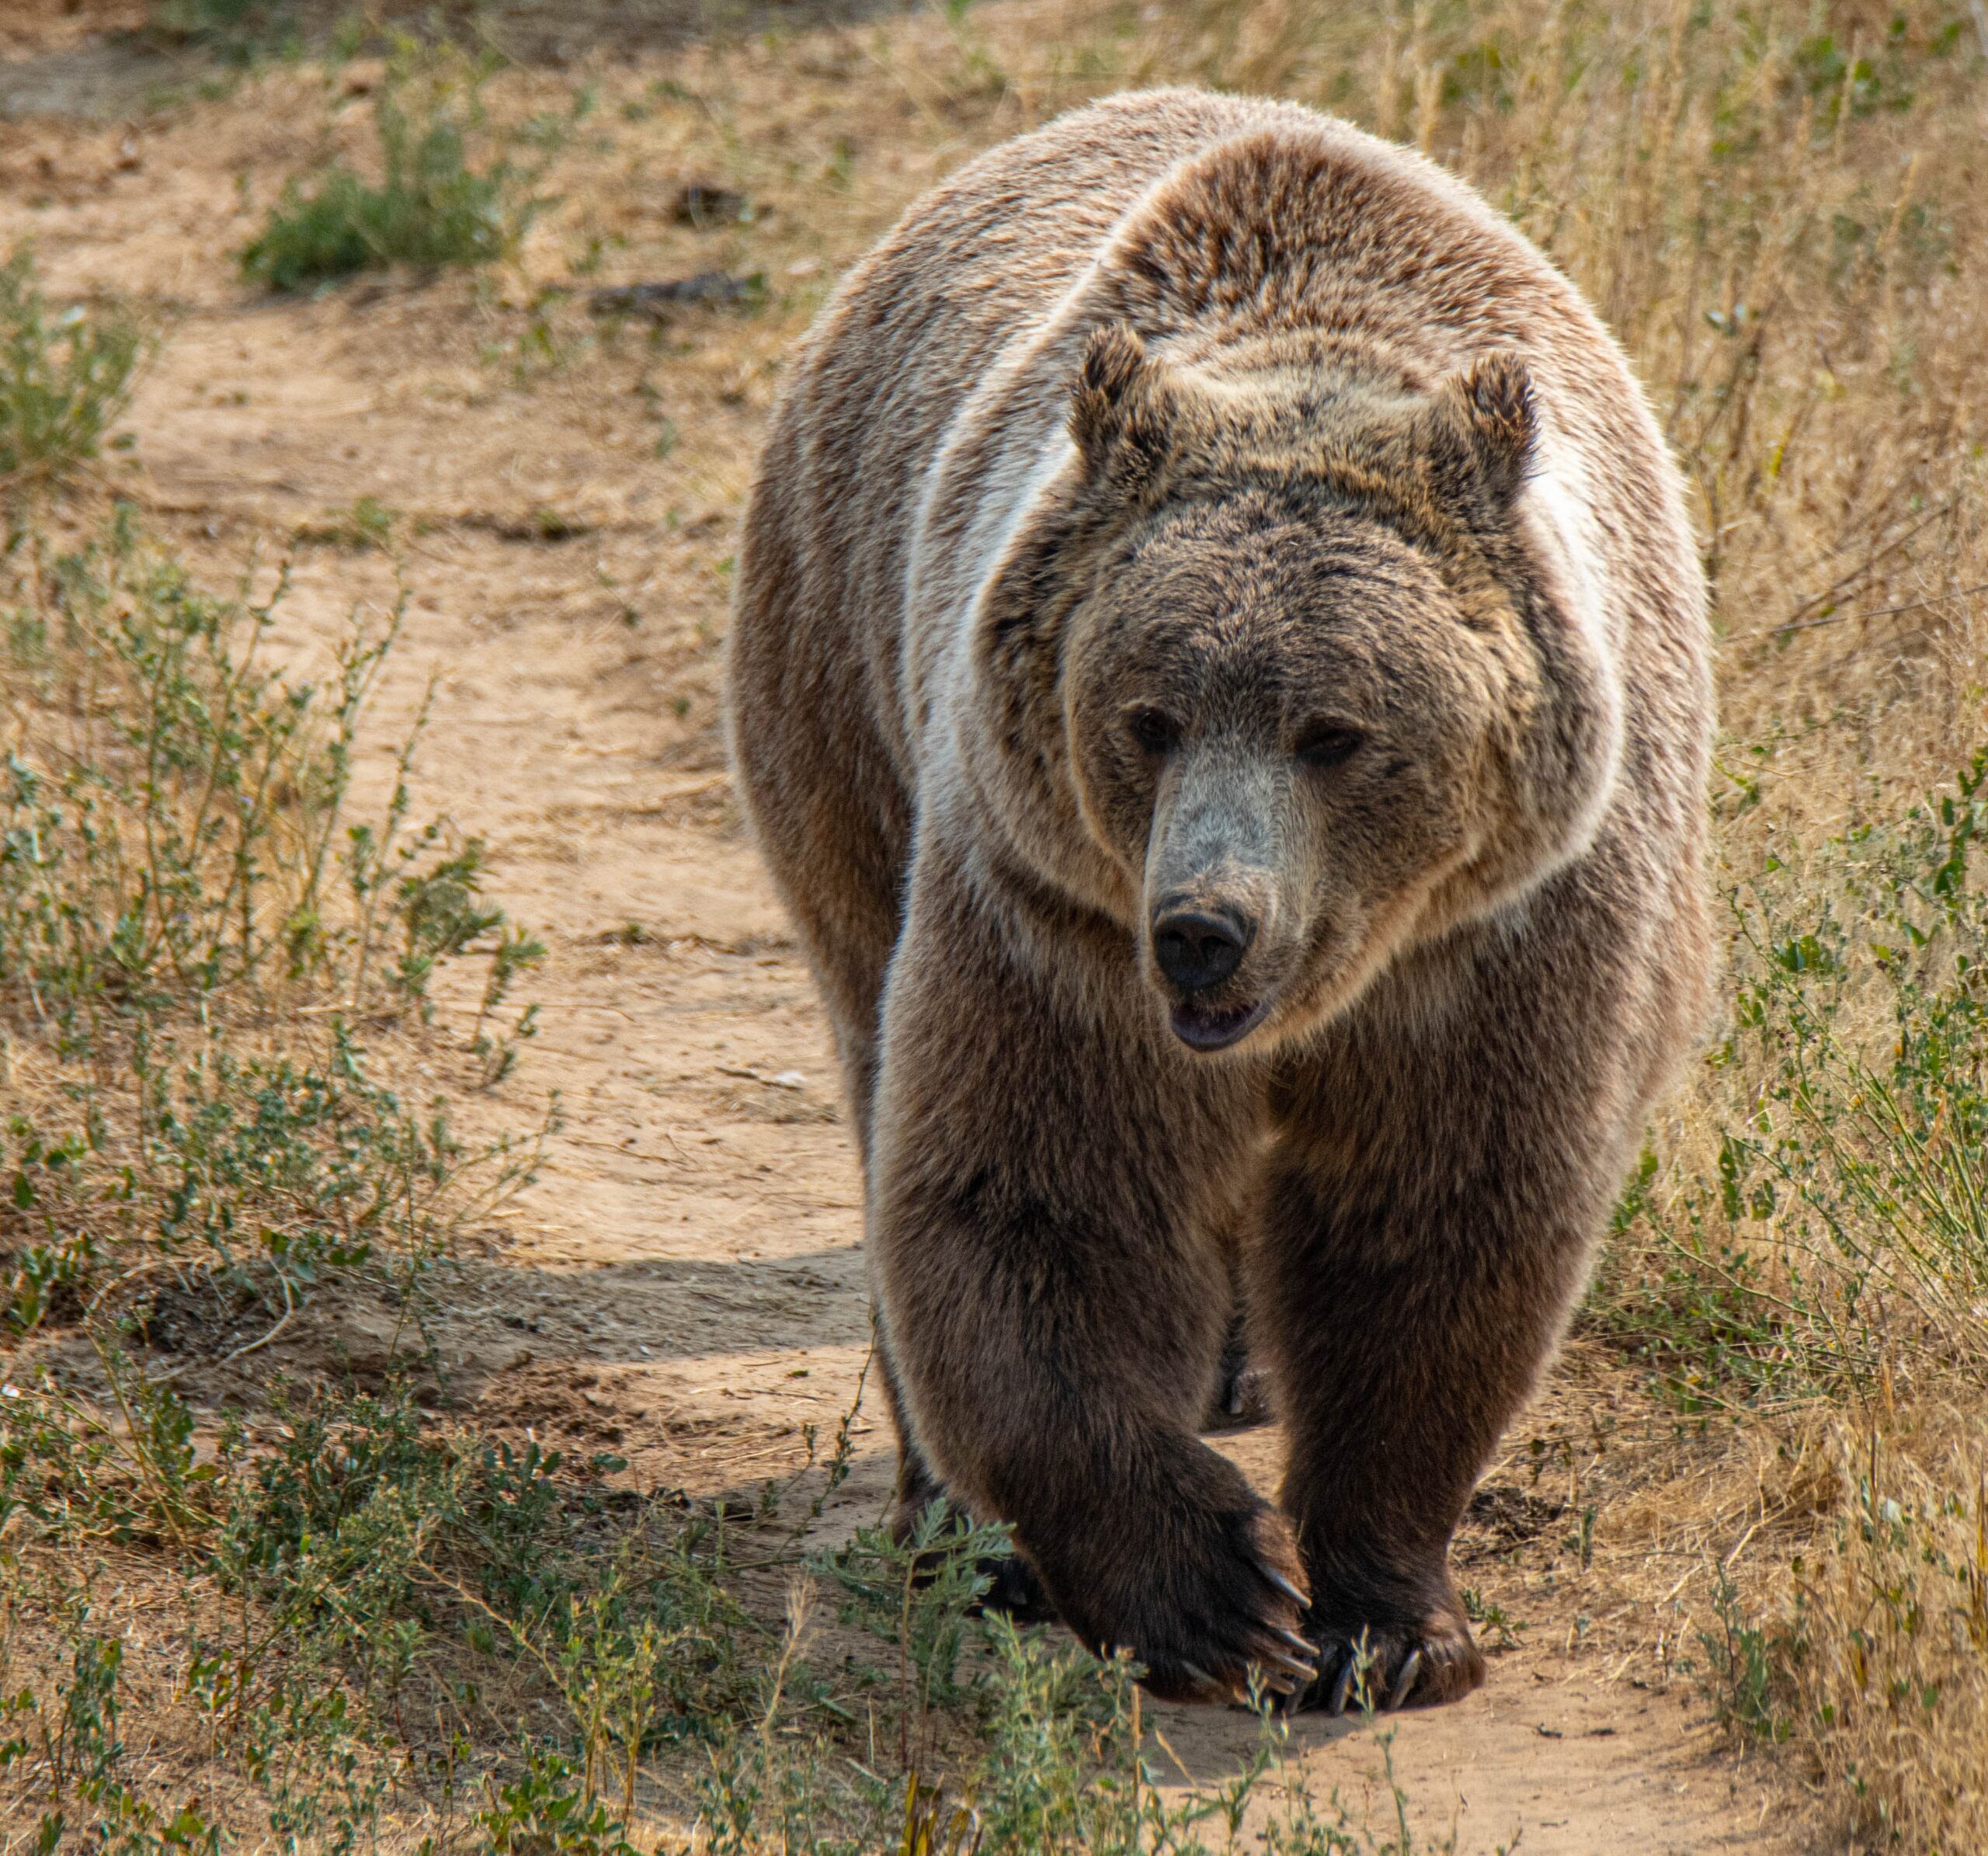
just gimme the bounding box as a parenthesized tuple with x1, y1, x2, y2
(1595, 751, 1988, 1412)
(0, 249, 148, 499)
(0, 510, 546, 1354)
(2, 1372, 773, 1847)
(1695, 1566, 1799, 1743)
(242, 43, 551, 291)
(1719, 752, 1988, 1368)
(148, 0, 300, 61)
(481, 1750, 641, 1856)
(4, 1598, 226, 1855)
(294, 495, 396, 551)
(822, 1500, 1014, 1758)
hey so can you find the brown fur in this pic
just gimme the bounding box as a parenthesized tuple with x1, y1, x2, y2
(728, 89, 1712, 1710)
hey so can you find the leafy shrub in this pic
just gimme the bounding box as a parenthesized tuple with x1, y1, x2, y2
(823, 1501, 1014, 1731)
(242, 45, 544, 290)
(2, 1370, 769, 1849)
(4, 1614, 225, 1855)
(2, 513, 363, 1024)
(1589, 756, 1988, 1846)
(1595, 752, 1988, 1409)
(0, 511, 545, 1350)
(148, 0, 293, 53)
(1719, 755, 1988, 1368)
(0, 249, 146, 498)
(148, 0, 369, 62)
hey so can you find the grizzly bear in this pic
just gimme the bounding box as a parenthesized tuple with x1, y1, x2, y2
(728, 89, 1712, 1712)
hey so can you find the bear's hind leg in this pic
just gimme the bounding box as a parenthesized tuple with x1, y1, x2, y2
(1205, 1194, 1277, 1431)
(1203, 1302, 1274, 1433)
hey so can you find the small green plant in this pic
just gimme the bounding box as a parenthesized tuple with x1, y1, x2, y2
(2, 1365, 777, 1839)
(1696, 1566, 1799, 1743)
(1459, 1588, 1523, 1651)
(295, 495, 395, 550)
(822, 1500, 1014, 1756)
(0, 513, 547, 1351)
(1590, 751, 1988, 1409)
(1716, 756, 1988, 1342)
(0, 247, 147, 498)
(148, 0, 299, 59)
(7, 1606, 225, 1854)
(480, 1750, 640, 1856)
(242, 43, 546, 290)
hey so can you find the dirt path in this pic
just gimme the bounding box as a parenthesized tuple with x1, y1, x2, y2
(1, 23, 1799, 1851)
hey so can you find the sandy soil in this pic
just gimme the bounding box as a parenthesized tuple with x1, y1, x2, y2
(0, 13, 1803, 1850)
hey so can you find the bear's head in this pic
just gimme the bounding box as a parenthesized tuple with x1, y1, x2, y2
(974, 322, 1624, 1055)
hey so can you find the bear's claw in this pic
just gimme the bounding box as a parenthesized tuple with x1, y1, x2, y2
(1388, 1649, 1423, 1711)
(1302, 1615, 1484, 1715)
(1326, 1657, 1357, 1715)
(1265, 1568, 1309, 1608)
(1261, 1646, 1319, 1685)
(1121, 1499, 1318, 1704)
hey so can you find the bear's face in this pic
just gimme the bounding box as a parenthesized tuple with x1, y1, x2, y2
(1065, 495, 1525, 1054)
(974, 324, 1622, 1057)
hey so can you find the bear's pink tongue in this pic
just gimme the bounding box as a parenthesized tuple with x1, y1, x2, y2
(1170, 997, 1268, 1052)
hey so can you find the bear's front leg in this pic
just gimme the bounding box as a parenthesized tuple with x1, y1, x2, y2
(867, 843, 1315, 1703)
(1260, 1013, 1620, 1714)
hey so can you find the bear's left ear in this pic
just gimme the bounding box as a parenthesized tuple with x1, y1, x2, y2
(1428, 353, 1538, 509)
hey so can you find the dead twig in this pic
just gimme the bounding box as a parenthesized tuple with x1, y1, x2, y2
(1770, 582, 1988, 639)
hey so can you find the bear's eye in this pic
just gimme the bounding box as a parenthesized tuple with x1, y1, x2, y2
(1127, 707, 1180, 757)
(1296, 721, 1365, 769)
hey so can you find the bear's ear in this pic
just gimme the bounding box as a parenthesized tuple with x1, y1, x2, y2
(1427, 353, 1538, 509)
(1068, 322, 1180, 497)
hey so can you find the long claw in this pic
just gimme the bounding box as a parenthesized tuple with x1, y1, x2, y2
(1328, 1657, 1357, 1716)
(1274, 1626, 1317, 1658)
(1258, 1649, 1316, 1684)
(1388, 1649, 1423, 1712)
(1179, 1660, 1215, 1691)
(1263, 1568, 1309, 1609)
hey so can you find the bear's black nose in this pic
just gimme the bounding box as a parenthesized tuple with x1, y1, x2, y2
(1152, 905, 1253, 992)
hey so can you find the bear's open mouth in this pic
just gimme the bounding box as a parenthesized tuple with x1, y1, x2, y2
(1169, 997, 1270, 1052)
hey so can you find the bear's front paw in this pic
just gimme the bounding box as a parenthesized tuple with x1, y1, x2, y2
(1302, 1605, 1485, 1714)
(1092, 1500, 1318, 1705)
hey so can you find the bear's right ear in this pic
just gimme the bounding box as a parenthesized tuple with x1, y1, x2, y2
(1068, 322, 1180, 498)
(1427, 353, 1538, 510)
